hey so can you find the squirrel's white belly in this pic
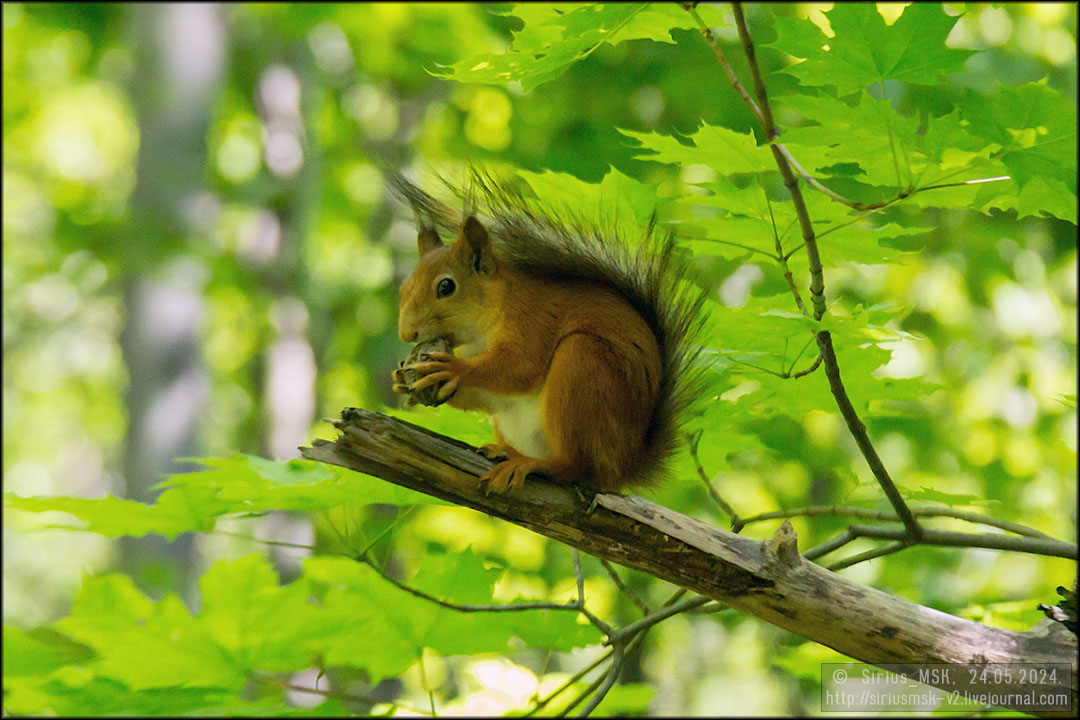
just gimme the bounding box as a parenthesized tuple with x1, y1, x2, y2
(491, 392, 551, 460)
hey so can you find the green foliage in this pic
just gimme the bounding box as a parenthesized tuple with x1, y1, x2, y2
(5, 551, 600, 715)
(437, 3, 727, 91)
(3, 2, 1076, 716)
(769, 4, 975, 93)
(960, 82, 1078, 193)
(4, 455, 448, 540)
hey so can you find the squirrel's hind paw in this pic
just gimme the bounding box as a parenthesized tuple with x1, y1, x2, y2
(480, 456, 548, 494)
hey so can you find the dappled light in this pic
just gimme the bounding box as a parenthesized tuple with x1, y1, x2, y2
(3, 3, 1075, 716)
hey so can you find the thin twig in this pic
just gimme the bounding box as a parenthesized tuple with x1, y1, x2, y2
(556, 663, 612, 718)
(731, 3, 776, 138)
(611, 595, 714, 642)
(573, 549, 617, 638)
(724, 354, 790, 377)
(525, 647, 616, 717)
(919, 175, 1011, 192)
(688, 431, 741, 524)
(574, 549, 586, 606)
(212, 529, 315, 551)
(768, 192, 808, 318)
(839, 524, 1075, 560)
(790, 352, 823, 378)
(816, 332, 922, 537)
(694, 235, 781, 261)
(732, 504, 1055, 539)
(664, 588, 689, 606)
(724, 3, 923, 540)
(685, 7, 763, 124)
(828, 541, 907, 571)
(539, 587, 702, 716)
(769, 192, 824, 379)
(803, 528, 856, 562)
(600, 558, 652, 615)
(361, 552, 578, 613)
(576, 643, 623, 718)
(805, 522, 1075, 566)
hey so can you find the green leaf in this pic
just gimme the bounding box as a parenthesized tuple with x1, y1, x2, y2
(3, 489, 222, 540)
(960, 82, 1078, 194)
(5, 454, 448, 540)
(2, 626, 91, 677)
(621, 125, 774, 174)
(718, 321, 938, 421)
(676, 206, 927, 267)
(518, 166, 661, 230)
(3, 676, 235, 717)
(769, 4, 975, 94)
(794, 223, 930, 267)
(1012, 177, 1077, 225)
(436, 4, 647, 92)
(198, 555, 331, 673)
(163, 454, 449, 511)
(776, 92, 919, 188)
(55, 575, 246, 691)
(613, 3, 727, 44)
(305, 553, 601, 682)
(439, 4, 727, 91)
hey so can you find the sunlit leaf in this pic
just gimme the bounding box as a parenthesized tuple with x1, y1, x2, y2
(768, 4, 975, 94)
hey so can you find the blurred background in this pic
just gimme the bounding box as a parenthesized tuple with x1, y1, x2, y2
(3, 2, 1076, 715)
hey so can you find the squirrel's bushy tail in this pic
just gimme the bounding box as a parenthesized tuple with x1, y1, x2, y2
(387, 167, 707, 488)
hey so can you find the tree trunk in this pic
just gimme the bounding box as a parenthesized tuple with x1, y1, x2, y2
(119, 3, 225, 598)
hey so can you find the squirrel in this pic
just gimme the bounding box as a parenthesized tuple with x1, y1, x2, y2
(388, 169, 705, 494)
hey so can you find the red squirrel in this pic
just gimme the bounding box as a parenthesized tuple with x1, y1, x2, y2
(389, 171, 704, 494)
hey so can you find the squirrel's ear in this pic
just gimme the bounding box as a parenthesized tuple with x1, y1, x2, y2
(461, 216, 494, 276)
(417, 224, 443, 255)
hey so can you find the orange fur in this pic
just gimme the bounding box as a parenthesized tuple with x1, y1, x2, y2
(396, 214, 669, 493)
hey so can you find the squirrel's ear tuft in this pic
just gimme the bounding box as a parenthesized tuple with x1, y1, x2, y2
(462, 216, 494, 276)
(417, 224, 443, 255)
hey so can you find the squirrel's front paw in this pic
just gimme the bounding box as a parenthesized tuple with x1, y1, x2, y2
(395, 339, 456, 407)
(403, 351, 469, 402)
(391, 366, 420, 407)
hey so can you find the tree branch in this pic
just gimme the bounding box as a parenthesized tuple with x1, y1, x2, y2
(732, 504, 1057, 540)
(693, 2, 922, 540)
(299, 408, 1077, 714)
(831, 524, 1075, 560)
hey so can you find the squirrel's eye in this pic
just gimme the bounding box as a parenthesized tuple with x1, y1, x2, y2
(436, 278, 456, 298)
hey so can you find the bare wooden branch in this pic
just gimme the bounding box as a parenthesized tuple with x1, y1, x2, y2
(733, 504, 1057, 540)
(837, 524, 1075, 560)
(300, 409, 1077, 714)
